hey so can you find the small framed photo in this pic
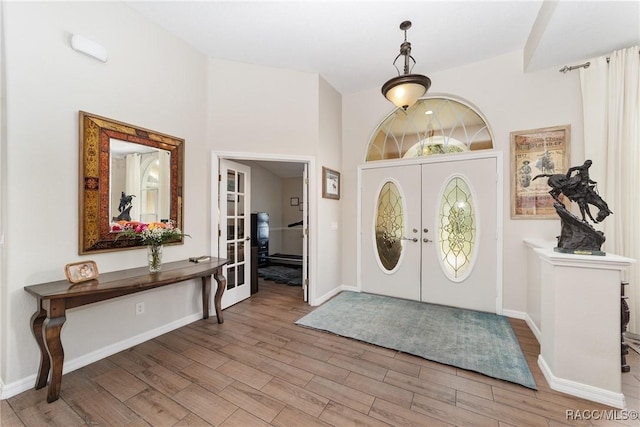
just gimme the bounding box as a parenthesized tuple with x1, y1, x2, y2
(510, 125, 570, 219)
(290, 197, 299, 206)
(65, 260, 99, 283)
(322, 167, 340, 200)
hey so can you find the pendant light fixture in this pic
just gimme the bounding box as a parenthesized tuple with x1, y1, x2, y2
(381, 21, 431, 110)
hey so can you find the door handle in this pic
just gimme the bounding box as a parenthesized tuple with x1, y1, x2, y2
(423, 238, 432, 243)
(402, 237, 418, 242)
(245, 236, 251, 241)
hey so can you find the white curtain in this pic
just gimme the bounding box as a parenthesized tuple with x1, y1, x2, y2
(580, 46, 640, 332)
(158, 151, 171, 221)
(125, 153, 141, 221)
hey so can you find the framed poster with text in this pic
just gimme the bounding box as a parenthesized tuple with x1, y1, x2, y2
(510, 125, 570, 219)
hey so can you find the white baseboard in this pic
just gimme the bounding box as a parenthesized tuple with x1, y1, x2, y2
(538, 355, 625, 409)
(0, 312, 204, 400)
(1, 374, 35, 401)
(501, 308, 526, 319)
(313, 285, 358, 306)
(501, 309, 542, 344)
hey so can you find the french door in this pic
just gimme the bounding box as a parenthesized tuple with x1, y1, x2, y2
(361, 165, 422, 300)
(360, 155, 500, 313)
(219, 159, 252, 308)
(420, 157, 498, 312)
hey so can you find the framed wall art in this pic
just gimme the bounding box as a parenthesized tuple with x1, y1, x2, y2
(510, 125, 570, 219)
(322, 167, 340, 200)
(65, 260, 99, 283)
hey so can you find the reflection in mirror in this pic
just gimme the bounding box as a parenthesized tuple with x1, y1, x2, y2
(79, 111, 184, 254)
(109, 139, 171, 225)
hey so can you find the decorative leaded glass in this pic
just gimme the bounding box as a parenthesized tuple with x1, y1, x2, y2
(438, 177, 476, 280)
(375, 182, 404, 271)
(366, 97, 493, 161)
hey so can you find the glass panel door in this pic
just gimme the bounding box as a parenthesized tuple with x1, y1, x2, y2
(360, 165, 422, 301)
(219, 159, 251, 308)
(421, 156, 498, 312)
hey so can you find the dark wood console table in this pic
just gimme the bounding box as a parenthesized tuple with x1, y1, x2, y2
(24, 257, 228, 403)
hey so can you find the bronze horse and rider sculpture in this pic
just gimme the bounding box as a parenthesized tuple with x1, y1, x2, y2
(532, 159, 612, 224)
(115, 191, 136, 222)
(533, 160, 612, 254)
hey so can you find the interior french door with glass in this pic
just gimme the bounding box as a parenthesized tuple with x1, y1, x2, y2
(219, 159, 251, 308)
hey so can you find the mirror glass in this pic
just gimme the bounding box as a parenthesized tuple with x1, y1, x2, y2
(109, 140, 171, 225)
(80, 111, 184, 254)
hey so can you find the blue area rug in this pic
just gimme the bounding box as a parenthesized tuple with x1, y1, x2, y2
(295, 291, 536, 389)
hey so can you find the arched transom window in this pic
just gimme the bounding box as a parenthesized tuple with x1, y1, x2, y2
(366, 97, 493, 161)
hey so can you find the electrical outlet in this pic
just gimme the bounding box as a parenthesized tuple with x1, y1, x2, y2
(135, 302, 145, 316)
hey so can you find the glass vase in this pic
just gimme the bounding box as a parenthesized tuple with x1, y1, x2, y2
(147, 244, 163, 273)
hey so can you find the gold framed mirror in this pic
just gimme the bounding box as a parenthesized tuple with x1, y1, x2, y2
(79, 111, 184, 254)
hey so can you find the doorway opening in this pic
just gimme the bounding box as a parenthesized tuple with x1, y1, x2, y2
(212, 152, 315, 308)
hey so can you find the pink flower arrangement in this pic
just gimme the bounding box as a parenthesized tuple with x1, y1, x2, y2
(115, 220, 189, 246)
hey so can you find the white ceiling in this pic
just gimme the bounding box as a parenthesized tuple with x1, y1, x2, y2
(122, 1, 638, 178)
(124, 0, 639, 95)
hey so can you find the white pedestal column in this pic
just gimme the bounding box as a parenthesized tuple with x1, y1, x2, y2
(535, 248, 634, 408)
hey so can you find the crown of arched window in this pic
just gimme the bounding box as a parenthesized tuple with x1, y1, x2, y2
(365, 97, 493, 162)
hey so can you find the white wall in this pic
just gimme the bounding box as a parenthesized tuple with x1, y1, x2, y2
(342, 50, 585, 313)
(206, 58, 317, 278)
(248, 163, 283, 254)
(206, 58, 319, 154)
(2, 1, 208, 392)
(281, 177, 303, 255)
(206, 61, 343, 304)
(316, 77, 342, 300)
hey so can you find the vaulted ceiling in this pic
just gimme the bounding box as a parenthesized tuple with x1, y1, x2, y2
(125, 1, 639, 94)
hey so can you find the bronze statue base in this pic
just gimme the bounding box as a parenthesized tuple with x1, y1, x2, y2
(554, 202, 606, 254)
(553, 247, 605, 256)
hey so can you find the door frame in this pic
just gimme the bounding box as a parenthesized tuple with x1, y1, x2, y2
(357, 150, 504, 313)
(211, 151, 317, 305)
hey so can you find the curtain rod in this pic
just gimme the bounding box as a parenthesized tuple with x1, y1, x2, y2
(559, 62, 590, 73)
(560, 51, 640, 73)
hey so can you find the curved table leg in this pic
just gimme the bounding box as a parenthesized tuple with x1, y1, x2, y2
(201, 276, 211, 320)
(43, 315, 66, 403)
(213, 269, 226, 324)
(30, 306, 49, 390)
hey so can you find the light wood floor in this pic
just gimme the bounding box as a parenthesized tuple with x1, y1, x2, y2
(3, 279, 639, 426)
